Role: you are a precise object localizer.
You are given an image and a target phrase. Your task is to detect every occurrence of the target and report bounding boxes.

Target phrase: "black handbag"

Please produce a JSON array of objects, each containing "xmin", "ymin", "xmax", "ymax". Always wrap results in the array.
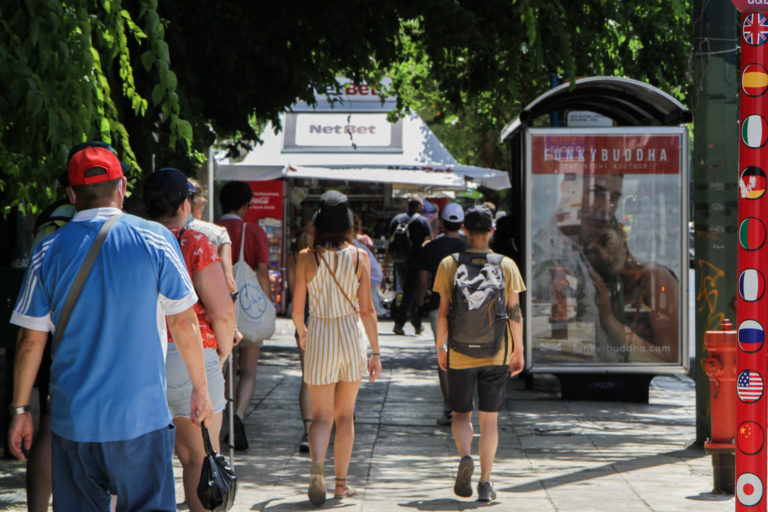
[{"xmin": 197, "ymin": 421, "xmax": 238, "ymax": 511}]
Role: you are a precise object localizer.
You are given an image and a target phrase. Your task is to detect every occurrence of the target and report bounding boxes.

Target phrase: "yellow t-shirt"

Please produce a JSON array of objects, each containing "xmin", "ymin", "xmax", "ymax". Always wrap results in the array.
[{"xmin": 433, "ymin": 249, "xmax": 526, "ymax": 369}]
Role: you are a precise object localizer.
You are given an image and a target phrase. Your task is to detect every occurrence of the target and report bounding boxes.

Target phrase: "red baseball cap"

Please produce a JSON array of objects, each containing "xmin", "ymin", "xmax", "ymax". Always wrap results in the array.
[{"xmin": 67, "ymin": 145, "xmax": 125, "ymax": 186}]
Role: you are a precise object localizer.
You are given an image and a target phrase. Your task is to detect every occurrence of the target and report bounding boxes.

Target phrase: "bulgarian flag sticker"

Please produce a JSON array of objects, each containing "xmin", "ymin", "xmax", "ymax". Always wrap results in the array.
[
  {"xmin": 743, "ymin": 114, "xmax": 768, "ymax": 148},
  {"xmin": 743, "ymin": 63, "xmax": 768, "ymax": 97},
  {"xmin": 740, "ymin": 217, "xmax": 766, "ymax": 250},
  {"xmin": 740, "ymin": 166, "xmax": 767, "ymax": 199}
]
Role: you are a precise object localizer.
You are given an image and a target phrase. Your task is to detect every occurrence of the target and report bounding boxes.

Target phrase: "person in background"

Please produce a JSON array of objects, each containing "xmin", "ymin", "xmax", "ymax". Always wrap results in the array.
[
  {"xmin": 292, "ymin": 191, "xmax": 382, "ymax": 505},
  {"xmin": 217, "ymin": 180, "xmax": 272, "ymax": 450},
  {"xmin": 434, "ymin": 205, "xmax": 525, "ymax": 503},
  {"xmin": 24, "ymin": 180, "xmax": 76, "ymax": 512},
  {"xmin": 416, "ymin": 202, "xmax": 467, "ymax": 427},
  {"xmin": 9, "ymin": 143, "xmax": 213, "ymax": 511},
  {"xmin": 286, "ymin": 225, "xmax": 314, "ymax": 454},
  {"xmin": 353, "ymin": 214, "xmax": 386, "ymax": 317},
  {"xmin": 144, "ymin": 168, "xmax": 235, "ymax": 512},
  {"xmin": 384, "ymin": 196, "xmax": 432, "ymax": 335},
  {"xmin": 188, "ymin": 178, "xmax": 236, "ymax": 293}
]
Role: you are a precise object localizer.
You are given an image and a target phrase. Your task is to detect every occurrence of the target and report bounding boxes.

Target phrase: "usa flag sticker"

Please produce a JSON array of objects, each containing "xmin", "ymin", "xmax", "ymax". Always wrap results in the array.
[
  {"xmin": 738, "ymin": 370, "xmax": 764, "ymax": 403},
  {"xmin": 744, "ymin": 12, "xmax": 768, "ymax": 46},
  {"xmin": 737, "ymin": 472, "xmax": 764, "ymax": 507},
  {"xmin": 739, "ymin": 269, "xmax": 765, "ymax": 302},
  {"xmin": 742, "ymin": 115, "xmax": 768, "ymax": 149},
  {"xmin": 743, "ymin": 63, "xmax": 768, "ymax": 97},
  {"xmin": 739, "ymin": 320, "xmax": 765, "ymax": 352}
]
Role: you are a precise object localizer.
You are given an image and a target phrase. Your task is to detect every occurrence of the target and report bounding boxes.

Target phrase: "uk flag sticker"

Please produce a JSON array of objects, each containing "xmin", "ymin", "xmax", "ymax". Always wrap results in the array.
[
  {"xmin": 737, "ymin": 472, "xmax": 763, "ymax": 507},
  {"xmin": 744, "ymin": 13, "xmax": 768, "ymax": 46}
]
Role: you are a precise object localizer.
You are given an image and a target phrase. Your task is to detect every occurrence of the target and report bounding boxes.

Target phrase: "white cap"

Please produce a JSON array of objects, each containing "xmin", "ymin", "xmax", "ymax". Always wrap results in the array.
[{"xmin": 441, "ymin": 202, "xmax": 464, "ymax": 222}]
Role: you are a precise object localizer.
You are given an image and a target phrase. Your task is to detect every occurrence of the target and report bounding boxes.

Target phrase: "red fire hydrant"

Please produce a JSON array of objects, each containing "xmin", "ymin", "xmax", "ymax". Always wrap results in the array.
[{"xmin": 703, "ymin": 318, "xmax": 737, "ymax": 494}]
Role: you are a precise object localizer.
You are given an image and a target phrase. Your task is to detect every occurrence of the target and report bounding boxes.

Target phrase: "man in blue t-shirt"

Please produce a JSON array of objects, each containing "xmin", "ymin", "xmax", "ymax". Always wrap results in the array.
[
  {"xmin": 8, "ymin": 143, "xmax": 213, "ymax": 511},
  {"xmin": 384, "ymin": 196, "xmax": 432, "ymax": 335}
]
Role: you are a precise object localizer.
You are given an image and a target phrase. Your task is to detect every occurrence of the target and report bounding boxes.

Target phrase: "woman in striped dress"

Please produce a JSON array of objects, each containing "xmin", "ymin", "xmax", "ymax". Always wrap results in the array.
[{"xmin": 292, "ymin": 191, "xmax": 382, "ymax": 505}]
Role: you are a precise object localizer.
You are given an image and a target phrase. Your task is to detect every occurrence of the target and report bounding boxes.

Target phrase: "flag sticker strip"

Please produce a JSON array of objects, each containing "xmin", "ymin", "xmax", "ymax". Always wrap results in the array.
[
  {"xmin": 738, "ymin": 370, "xmax": 764, "ymax": 403},
  {"xmin": 742, "ymin": 115, "xmax": 768, "ymax": 148},
  {"xmin": 739, "ymin": 269, "xmax": 765, "ymax": 302},
  {"xmin": 744, "ymin": 12, "xmax": 768, "ymax": 46},
  {"xmin": 740, "ymin": 166, "xmax": 767, "ymax": 199},
  {"xmin": 740, "ymin": 217, "xmax": 766, "ymax": 251},
  {"xmin": 738, "ymin": 421, "xmax": 765, "ymax": 455},
  {"xmin": 739, "ymin": 320, "xmax": 765, "ymax": 352},
  {"xmin": 743, "ymin": 63, "xmax": 768, "ymax": 97},
  {"xmin": 738, "ymin": 472, "xmax": 764, "ymax": 507}
]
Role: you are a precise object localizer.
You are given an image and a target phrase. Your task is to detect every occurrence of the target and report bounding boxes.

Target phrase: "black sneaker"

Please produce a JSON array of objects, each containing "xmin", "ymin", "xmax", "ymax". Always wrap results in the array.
[
  {"xmin": 454, "ymin": 455, "xmax": 474, "ymax": 498},
  {"xmin": 436, "ymin": 410, "xmax": 452, "ymax": 426},
  {"xmin": 233, "ymin": 414, "xmax": 248, "ymax": 451},
  {"xmin": 477, "ymin": 481, "xmax": 496, "ymax": 502},
  {"xmin": 393, "ymin": 325, "xmax": 405, "ymax": 335},
  {"xmin": 414, "ymin": 325, "xmax": 424, "ymax": 335},
  {"xmin": 299, "ymin": 432, "xmax": 310, "ymax": 453}
]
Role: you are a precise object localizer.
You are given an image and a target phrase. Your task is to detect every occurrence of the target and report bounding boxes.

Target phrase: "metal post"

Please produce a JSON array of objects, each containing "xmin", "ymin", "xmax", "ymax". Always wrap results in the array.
[{"xmin": 733, "ymin": 2, "xmax": 768, "ymax": 510}]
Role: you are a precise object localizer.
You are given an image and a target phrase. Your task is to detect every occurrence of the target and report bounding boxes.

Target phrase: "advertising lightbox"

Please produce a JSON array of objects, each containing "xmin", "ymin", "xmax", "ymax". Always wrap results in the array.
[{"xmin": 526, "ymin": 127, "xmax": 689, "ymax": 372}]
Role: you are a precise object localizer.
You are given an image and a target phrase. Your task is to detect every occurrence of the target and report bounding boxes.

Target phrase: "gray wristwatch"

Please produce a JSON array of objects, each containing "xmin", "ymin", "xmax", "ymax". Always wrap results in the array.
[{"xmin": 9, "ymin": 404, "xmax": 30, "ymax": 415}]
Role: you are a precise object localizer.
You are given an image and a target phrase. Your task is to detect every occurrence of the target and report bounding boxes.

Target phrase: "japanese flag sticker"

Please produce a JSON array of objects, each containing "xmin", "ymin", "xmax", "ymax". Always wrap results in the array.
[{"xmin": 738, "ymin": 472, "xmax": 763, "ymax": 507}]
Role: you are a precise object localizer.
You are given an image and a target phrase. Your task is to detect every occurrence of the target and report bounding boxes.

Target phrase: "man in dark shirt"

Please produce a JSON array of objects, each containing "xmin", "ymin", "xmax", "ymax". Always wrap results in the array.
[
  {"xmin": 385, "ymin": 196, "xmax": 432, "ymax": 335},
  {"xmin": 416, "ymin": 202, "xmax": 467, "ymax": 425}
]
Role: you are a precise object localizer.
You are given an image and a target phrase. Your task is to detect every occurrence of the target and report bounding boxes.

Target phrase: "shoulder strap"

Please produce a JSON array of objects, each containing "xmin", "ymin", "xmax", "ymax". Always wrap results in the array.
[
  {"xmin": 318, "ymin": 250, "xmax": 359, "ymax": 313},
  {"xmin": 239, "ymin": 221, "xmax": 247, "ymax": 261},
  {"xmin": 407, "ymin": 212, "xmax": 419, "ymax": 225},
  {"xmin": 487, "ymin": 252, "xmax": 504, "ymax": 266},
  {"xmin": 53, "ymin": 214, "xmax": 122, "ymax": 354}
]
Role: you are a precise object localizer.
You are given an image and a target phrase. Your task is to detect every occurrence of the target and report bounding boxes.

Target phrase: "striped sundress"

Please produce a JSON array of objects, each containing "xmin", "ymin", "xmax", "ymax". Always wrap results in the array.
[{"xmin": 304, "ymin": 246, "xmax": 368, "ymax": 385}]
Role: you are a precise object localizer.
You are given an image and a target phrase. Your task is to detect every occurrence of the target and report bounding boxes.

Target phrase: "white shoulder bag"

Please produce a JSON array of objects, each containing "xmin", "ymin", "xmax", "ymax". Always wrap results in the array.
[{"xmin": 233, "ymin": 222, "xmax": 275, "ymax": 343}]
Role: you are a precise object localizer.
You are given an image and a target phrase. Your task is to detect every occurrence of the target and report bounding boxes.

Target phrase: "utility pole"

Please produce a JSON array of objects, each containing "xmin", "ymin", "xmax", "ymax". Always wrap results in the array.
[{"xmin": 692, "ymin": 1, "xmax": 739, "ymax": 444}]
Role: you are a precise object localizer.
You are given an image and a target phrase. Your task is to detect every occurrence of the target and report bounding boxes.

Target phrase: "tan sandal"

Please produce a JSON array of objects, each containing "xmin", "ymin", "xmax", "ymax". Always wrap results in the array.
[
  {"xmin": 333, "ymin": 477, "xmax": 358, "ymax": 499},
  {"xmin": 308, "ymin": 462, "xmax": 326, "ymax": 505}
]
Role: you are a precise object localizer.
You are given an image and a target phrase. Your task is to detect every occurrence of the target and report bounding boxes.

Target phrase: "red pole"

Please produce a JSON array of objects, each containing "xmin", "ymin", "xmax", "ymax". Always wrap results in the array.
[{"xmin": 733, "ymin": 2, "xmax": 768, "ymax": 510}]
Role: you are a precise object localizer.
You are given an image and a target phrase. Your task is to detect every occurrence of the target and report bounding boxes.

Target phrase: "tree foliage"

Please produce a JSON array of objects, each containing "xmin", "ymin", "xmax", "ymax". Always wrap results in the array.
[
  {"xmin": 0, "ymin": 0, "xmax": 191, "ymax": 215},
  {"xmin": 0, "ymin": 0, "xmax": 692, "ymax": 214}
]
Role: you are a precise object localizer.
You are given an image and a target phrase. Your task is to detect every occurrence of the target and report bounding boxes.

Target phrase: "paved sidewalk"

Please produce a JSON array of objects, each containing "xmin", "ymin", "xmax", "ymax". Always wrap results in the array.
[{"xmin": 0, "ymin": 317, "xmax": 733, "ymax": 511}]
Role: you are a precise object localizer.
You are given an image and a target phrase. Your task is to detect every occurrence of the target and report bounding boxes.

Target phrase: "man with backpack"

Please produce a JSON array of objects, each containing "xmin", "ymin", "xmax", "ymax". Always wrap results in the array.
[
  {"xmin": 384, "ymin": 196, "xmax": 432, "ymax": 335},
  {"xmin": 433, "ymin": 205, "xmax": 526, "ymax": 502}
]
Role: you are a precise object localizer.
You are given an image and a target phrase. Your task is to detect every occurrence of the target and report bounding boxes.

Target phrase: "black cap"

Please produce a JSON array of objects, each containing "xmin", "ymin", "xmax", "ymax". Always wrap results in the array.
[
  {"xmin": 464, "ymin": 205, "xmax": 493, "ymax": 233},
  {"xmin": 143, "ymin": 168, "xmax": 195, "ymax": 212},
  {"xmin": 313, "ymin": 190, "xmax": 353, "ymax": 233}
]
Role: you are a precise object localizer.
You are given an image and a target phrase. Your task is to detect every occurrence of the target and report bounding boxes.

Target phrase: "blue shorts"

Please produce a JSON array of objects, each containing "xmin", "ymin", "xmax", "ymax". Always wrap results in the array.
[
  {"xmin": 166, "ymin": 346, "xmax": 226, "ymax": 417},
  {"xmin": 51, "ymin": 425, "xmax": 176, "ymax": 512}
]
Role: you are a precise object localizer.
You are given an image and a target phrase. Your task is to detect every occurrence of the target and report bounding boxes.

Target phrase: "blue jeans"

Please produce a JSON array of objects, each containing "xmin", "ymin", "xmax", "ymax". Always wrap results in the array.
[{"xmin": 51, "ymin": 425, "xmax": 176, "ymax": 512}]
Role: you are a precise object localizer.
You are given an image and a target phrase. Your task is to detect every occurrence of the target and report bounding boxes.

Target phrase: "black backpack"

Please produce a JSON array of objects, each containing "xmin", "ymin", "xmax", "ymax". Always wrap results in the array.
[
  {"xmin": 448, "ymin": 252, "xmax": 508, "ymax": 358},
  {"xmin": 389, "ymin": 213, "xmax": 419, "ymax": 263}
]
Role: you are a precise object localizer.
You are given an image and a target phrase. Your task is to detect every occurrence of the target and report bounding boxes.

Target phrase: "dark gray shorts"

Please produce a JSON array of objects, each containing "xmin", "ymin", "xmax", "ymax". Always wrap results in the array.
[{"xmin": 447, "ymin": 365, "xmax": 508, "ymax": 413}]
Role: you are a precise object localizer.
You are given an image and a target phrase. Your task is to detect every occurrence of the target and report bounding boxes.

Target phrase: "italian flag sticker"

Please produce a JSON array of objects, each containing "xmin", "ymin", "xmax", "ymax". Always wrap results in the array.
[
  {"xmin": 740, "ymin": 217, "xmax": 766, "ymax": 251},
  {"xmin": 743, "ymin": 114, "xmax": 768, "ymax": 148}
]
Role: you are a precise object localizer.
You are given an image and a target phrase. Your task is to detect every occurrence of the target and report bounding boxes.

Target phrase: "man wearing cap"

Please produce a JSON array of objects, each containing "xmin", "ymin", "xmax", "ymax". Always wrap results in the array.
[
  {"xmin": 433, "ymin": 205, "xmax": 526, "ymax": 502},
  {"xmin": 385, "ymin": 196, "xmax": 433, "ymax": 335},
  {"xmin": 8, "ymin": 142, "xmax": 213, "ymax": 511},
  {"xmin": 416, "ymin": 202, "xmax": 467, "ymax": 426}
]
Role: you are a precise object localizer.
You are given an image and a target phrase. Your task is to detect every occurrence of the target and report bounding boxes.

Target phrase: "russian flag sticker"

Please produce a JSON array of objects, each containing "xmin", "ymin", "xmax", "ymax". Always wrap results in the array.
[
  {"xmin": 739, "ymin": 320, "xmax": 765, "ymax": 352},
  {"xmin": 742, "ymin": 114, "xmax": 768, "ymax": 149},
  {"xmin": 743, "ymin": 63, "xmax": 768, "ymax": 97},
  {"xmin": 740, "ymin": 217, "xmax": 766, "ymax": 251},
  {"xmin": 740, "ymin": 269, "xmax": 765, "ymax": 302}
]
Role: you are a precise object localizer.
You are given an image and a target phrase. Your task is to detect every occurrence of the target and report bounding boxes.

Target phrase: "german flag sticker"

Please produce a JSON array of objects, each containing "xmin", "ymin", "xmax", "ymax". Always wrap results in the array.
[
  {"xmin": 744, "ymin": 64, "xmax": 768, "ymax": 97},
  {"xmin": 741, "ymin": 166, "xmax": 767, "ymax": 199},
  {"xmin": 740, "ymin": 217, "xmax": 766, "ymax": 251}
]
